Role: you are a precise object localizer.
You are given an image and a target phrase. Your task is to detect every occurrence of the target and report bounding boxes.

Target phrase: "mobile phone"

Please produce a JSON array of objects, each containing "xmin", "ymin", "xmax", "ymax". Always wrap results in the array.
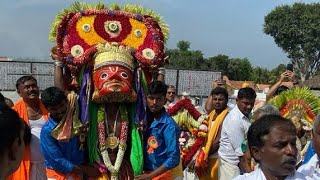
[{"xmin": 287, "ymin": 63, "xmax": 293, "ymax": 72}]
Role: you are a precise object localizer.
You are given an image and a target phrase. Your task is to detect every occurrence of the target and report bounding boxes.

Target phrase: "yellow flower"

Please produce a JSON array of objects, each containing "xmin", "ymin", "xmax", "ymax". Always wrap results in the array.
[
  {"xmin": 123, "ymin": 18, "xmax": 147, "ymax": 49},
  {"xmin": 76, "ymin": 15, "xmax": 106, "ymax": 46}
]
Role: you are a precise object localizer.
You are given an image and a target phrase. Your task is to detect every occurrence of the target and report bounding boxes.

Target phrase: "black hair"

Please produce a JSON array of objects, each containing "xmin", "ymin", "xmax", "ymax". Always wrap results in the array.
[
  {"xmin": 0, "ymin": 103, "xmax": 24, "ymax": 154},
  {"xmin": 275, "ymin": 85, "xmax": 289, "ymax": 95},
  {"xmin": 41, "ymin": 87, "xmax": 67, "ymax": 108},
  {"xmin": 15, "ymin": 75, "xmax": 37, "ymax": 90},
  {"xmin": 247, "ymin": 115, "xmax": 296, "ymax": 161},
  {"xmin": 147, "ymin": 81, "xmax": 167, "ymax": 96},
  {"xmin": 167, "ymin": 85, "xmax": 176, "ymax": 90},
  {"xmin": 0, "ymin": 92, "xmax": 5, "ymax": 104},
  {"xmin": 211, "ymin": 87, "xmax": 228, "ymax": 100},
  {"xmin": 238, "ymin": 87, "xmax": 256, "ymax": 100}
]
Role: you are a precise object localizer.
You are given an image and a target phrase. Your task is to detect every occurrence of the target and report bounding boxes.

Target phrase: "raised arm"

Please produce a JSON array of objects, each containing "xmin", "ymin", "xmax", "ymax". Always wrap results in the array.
[
  {"xmin": 266, "ymin": 71, "xmax": 289, "ymax": 101},
  {"xmin": 205, "ymin": 94, "xmax": 214, "ymax": 114},
  {"xmin": 50, "ymin": 47, "xmax": 65, "ymax": 90}
]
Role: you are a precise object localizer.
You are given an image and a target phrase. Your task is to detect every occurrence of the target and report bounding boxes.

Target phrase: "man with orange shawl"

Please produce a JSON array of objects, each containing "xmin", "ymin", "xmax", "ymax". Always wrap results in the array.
[
  {"xmin": 8, "ymin": 75, "xmax": 49, "ymax": 180},
  {"xmin": 196, "ymin": 87, "xmax": 229, "ymax": 180}
]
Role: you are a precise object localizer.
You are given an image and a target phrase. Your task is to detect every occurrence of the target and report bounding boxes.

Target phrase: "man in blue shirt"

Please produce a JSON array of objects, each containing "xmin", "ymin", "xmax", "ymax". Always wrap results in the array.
[
  {"xmin": 136, "ymin": 81, "xmax": 182, "ymax": 180},
  {"xmin": 40, "ymin": 87, "xmax": 100, "ymax": 179}
]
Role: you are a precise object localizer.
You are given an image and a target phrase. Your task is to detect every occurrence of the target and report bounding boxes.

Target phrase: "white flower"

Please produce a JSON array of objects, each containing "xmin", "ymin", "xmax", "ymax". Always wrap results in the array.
[
  {"xmin": 82, "ymin": 24, "xmax": 91, "ymax": 32},
  {"xmin": 70, "ymin": 45, "xmax": 84, "ymax": 58},
  {"xmin": 105, "ymin": 21, "xmax": 120, "ymax": 33},
  {"xmin": 142, "ymin": 48, "xmax": 155, "ymax": 60},
  {"xmin": 134, "ymin": 29, "xmax": 143, "ymax": 38},
  {"xmin": 199, "ymin": 124, "xmax": 208, "ymax": 132}
]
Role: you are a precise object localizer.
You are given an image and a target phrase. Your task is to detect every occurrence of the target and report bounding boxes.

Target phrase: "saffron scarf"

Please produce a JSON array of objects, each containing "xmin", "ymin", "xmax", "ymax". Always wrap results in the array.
[
  {"xmin": 196, "ymin": 108, "xmax": 228, "ymax": 179},
  {"xmin": 51, "ymin": 92, "xmax": 82, "ymax": 140},
  {"xmin": 46, "ymin": 168, "xmax": 81, "ymax": 180},
  {"xmin": 7, "ymin": 99, "xmax": 48, "ymax": 180}
]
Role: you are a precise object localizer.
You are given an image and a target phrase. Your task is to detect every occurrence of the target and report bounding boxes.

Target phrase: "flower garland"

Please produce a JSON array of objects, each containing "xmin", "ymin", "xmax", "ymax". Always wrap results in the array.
[
  {"xmin": 98, "ymin": 105, "xmax": 129, "ymax": 180},
  {"xmin": 167, "ymin": 99, "xmax": 208, "ymax": 169},
  {"xmin": 167, "ymin": 98, "xmax": 201, "ymax": 119},
  {"xmin": 182, "ymin": 119, "xmax": 208, "ymax": 168}
]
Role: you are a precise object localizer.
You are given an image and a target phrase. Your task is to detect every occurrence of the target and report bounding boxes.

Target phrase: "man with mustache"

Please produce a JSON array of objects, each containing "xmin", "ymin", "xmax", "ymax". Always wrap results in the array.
[
  {"xmin": 39, "ymin": 87, "xmax": 100, "ymax": 179},
  {"xmin": 205, "ymin": 79, "xmax": 227, "ymax": 113},
  {"xmin": 218, "ymin": 87, "xmax": 256, "ymax": 180},
  {"xmin": 164, "ymin": 85, "xmax": 177, "ymax": 110},
  {"xmin": 233, "ymin": 115, "xmax": 297, "ymax": 180},
  {"xmin": 8, "ymin": 76, "xmax": 49, "ymax": 180},
  {"xmin": 197, "ymin": 87, "xmax": 229, "ymax": 180}
]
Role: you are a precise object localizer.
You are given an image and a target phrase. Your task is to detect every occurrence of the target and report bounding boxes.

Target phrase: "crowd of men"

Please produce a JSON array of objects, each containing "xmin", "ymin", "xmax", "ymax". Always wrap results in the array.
[{"xmin": 0, "ymin": 69, "xmax": 319, "ymax": 180}]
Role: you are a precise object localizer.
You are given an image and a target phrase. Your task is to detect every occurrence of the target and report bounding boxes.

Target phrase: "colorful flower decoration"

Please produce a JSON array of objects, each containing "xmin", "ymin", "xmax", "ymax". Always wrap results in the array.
[
  {"xmin": 147, "ymin": 136, "xmax": 159, "ymax": 154},
  {"xmin": 49, "ymin": 2, "xmax": 169, "ymax": 73},
  {"xmin": 269, "ymin": 87, "xmax": 320, "ymax": 160},
  {"xmin": 270, "ymin": 87, "xmax": 320, "ymax": 130},
  {"xmin": 49, "ymin": 2, "xmax": 169, "ymax": 179},
  {"xmin": 167, "ymin": 98, "xmax": 208, "ymax": 168}
]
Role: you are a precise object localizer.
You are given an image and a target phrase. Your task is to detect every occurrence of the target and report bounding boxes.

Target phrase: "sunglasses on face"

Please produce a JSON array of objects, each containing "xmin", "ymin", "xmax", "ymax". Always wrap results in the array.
[{"xmin": 167, "ymin": 92, "xmax": 176, "ymax": 95}]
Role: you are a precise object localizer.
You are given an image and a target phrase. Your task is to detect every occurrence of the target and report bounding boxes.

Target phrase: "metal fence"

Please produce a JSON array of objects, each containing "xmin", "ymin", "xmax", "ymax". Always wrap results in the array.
[
  {"xmin": 0, "ymin": 61, "xmax": 54, "ymax": 91},
  {"xmin": 165, "ymin": 69, "xmax": 221, "ymax": 97},
  {"xmin": 0, "ymin": 61, "xmax": 221, "ymax": 97}
]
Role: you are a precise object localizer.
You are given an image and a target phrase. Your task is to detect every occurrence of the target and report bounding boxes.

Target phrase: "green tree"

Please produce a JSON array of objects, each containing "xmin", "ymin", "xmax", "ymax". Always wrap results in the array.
[
  {"xmin": 252, "ymin": 67, "xmax": 271, "ymax": 84},
  {"xmin": 166, "ymin": 41, "xmax": 207, "ymax": 70},
  {"xmin": 264, "ymin": 3, "xmax": 320, "ymax": 81},
  {"xmin": 177, "ymin": 40, "xmax": 191, "ymax": 52},
  {"xmin": 227, "ymin": 58, "xmax": 253, "ymax": 81},
  {"xmin": 207, "ymin": 55, "xmax": 230, "ymax": 75},
  {"xmin": 167, "ymin": 40, "xmax": 255, "ymax": 81}
]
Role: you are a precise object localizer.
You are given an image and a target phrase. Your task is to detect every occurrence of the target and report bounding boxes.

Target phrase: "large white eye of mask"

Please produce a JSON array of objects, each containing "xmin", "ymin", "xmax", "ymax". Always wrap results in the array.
[
  {"xmin": 120, "ymin": 72, "xmax": 128, "ymax": 79},
  {"xmin": 100, "ymin": 73, "xmax": 108, "ymax": 79}
]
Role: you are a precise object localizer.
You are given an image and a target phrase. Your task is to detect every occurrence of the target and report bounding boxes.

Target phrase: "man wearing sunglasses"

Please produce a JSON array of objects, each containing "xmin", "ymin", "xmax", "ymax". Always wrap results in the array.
[{"xmin": 164, "ymin": 85, "xmax": 177, "ymax": 110}]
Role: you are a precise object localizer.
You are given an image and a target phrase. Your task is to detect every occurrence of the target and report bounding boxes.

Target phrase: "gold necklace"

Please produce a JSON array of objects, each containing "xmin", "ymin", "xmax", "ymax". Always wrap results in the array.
[{"xmin": 105, "ymin": 108, "xmax": 120, "ymax": 150}]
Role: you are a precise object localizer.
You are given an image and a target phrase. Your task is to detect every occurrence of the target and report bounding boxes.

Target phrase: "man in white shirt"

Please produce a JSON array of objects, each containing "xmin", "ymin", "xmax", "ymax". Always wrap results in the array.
[
  {"xmin": 218, "ymin": 87, "xmax": 256, "ymax": 180},
  {"xmin": 287, "ymin": 113, "xmax": 320, "ymax": 180},
  {"xmin": 233, "ymin": 115, "xmax": 297, "ymax": 180}
]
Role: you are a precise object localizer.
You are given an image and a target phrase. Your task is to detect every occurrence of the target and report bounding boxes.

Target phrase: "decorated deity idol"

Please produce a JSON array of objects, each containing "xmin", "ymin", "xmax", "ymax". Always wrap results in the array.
[{"xmin": 49, "ymin": 2, "xmax": 169, "ymax": 180}]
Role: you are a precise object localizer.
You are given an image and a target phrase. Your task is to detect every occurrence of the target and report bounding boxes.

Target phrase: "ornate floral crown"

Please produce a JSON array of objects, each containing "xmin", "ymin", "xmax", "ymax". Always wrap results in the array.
[
  {"xmin": 270, "ymin": 87, "xmax": 320, "ymax": 130},
  {"xmin": 49, "ymin": 2, "xmax": 169, "ymax": 72}
]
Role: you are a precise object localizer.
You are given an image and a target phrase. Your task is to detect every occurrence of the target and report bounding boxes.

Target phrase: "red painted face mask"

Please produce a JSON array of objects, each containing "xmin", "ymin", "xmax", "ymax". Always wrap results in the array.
[{"xmin": 92, "ymin": 65, "xmax": 136, "ymax": 103}]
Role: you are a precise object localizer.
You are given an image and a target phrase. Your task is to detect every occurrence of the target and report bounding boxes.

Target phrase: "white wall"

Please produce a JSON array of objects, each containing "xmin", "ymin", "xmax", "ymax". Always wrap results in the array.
[{"xmin": 1, "ymin": 91, "xmax": 20, "ymax": 103}]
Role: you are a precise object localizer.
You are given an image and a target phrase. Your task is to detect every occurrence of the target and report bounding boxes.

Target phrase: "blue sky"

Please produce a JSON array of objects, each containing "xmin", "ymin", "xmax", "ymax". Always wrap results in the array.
[{"xmin": 0, "ymin": 0, "xmax": 318, "ymax": 69}]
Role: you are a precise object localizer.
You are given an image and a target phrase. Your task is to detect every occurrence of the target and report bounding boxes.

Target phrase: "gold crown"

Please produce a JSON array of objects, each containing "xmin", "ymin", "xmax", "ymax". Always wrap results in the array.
[{"xmin": 94, "ymin": 42, "xmax": 134, "ymax": 71}]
